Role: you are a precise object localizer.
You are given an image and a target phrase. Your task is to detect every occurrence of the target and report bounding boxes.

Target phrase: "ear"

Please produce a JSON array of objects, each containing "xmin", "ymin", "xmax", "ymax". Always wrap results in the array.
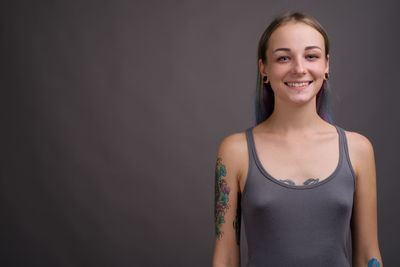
[
  {"xmin": 325, "ymin": 54, "xmax": 330, "ymax": 74},
  {"xmin": 258, "ymin": 59, "xmax": 268, "ymax": 81}
]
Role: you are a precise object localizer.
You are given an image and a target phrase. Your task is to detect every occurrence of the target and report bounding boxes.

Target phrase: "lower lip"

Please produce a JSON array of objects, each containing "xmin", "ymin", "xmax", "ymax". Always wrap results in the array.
[{"xmin": 285, "ymin": 82, "xmax": 312, "ymax": 90}]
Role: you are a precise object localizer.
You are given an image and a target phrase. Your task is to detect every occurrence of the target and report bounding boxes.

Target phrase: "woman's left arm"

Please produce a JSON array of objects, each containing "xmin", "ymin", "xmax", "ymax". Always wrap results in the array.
[{"xmin": 347, "ymin": 131, "xmax": 383, "ymax": 267}]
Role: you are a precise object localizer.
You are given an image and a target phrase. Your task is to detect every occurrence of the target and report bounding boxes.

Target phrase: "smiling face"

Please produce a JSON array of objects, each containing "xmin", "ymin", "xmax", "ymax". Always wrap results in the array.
[{"xmin": 259, "ymin": 21, "xmax": 329, "ymax": 104}]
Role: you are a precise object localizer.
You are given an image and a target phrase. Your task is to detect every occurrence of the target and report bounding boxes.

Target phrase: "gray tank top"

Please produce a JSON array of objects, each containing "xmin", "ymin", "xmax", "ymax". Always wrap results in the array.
[{"xmin": 241, "ymin": 124, "xmax": 356, "ymax": 267}]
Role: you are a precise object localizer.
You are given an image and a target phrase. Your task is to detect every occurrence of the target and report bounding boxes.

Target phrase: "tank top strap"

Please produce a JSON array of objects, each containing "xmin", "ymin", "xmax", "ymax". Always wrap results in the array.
[
  {"xmin": 334, "ymin": 124, "xmax": 357, "ymax": 188},
  {"xmin": 244, "ymin": 127, "xmax": 256, "ymax": 172}
]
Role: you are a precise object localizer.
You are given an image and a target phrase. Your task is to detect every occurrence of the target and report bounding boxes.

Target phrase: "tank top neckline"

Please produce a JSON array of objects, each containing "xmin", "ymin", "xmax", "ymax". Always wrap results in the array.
[{"xmin": 247, "ymin": 124, "xmax": 343, "ymax": 190}]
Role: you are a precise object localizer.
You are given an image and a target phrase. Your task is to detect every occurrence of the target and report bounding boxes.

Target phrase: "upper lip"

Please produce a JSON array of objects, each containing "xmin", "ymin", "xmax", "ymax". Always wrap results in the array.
[{"xmin": 285, "ymin": 80, "xmax": 312, "ymax": 83}]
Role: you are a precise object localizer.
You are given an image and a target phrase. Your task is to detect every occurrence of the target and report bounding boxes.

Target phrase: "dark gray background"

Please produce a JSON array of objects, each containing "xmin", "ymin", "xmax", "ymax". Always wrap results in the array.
[{"xmin": 1, "ymin": 0, "xmax": 398, "ymax": 266}]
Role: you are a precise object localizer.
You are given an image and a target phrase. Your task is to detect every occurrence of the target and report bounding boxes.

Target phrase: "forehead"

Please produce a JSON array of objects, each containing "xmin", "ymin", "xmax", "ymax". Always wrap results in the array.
[{"xmin": 268, "ymin": 21, "xmax": 325, "ymax": 52}]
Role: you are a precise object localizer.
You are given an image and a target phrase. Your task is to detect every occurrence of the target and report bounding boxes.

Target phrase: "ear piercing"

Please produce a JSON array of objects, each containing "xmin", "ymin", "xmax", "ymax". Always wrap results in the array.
[{"xmin": 263, "ymin": 76, "xmax": 268, "ymax": 82}]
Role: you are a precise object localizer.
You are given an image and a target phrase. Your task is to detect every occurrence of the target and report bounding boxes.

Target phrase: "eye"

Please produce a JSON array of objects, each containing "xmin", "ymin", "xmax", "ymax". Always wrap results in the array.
[
  {"xmin": 306, "ymin": 54, "xmax": 319, "ymax": 60},
  {"xmin": 277, "ymin": 56, "xmax": 289, "ymax": 62}
]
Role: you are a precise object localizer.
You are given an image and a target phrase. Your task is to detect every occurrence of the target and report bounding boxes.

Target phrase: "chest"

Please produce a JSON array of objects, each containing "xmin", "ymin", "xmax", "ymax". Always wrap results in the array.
[{"xmin": 251, "ymin": 133, "xmax": 340, "ymax": 186}]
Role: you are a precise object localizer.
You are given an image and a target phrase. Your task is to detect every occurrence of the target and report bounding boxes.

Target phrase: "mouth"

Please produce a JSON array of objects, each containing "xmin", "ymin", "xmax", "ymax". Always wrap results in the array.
[{"xmin": 284, "ymin": 81, "xmax": 313, "ymax": 90}]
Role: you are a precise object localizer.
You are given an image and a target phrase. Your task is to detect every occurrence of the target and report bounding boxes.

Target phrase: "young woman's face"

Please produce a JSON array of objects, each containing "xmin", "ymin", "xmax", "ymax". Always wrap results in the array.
[{"xmin": 260, "ymin": 21, "xmax": 329, "ymax": 104}]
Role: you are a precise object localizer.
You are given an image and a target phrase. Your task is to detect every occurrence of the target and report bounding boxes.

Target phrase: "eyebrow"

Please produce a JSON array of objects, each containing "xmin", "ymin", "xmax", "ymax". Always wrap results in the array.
[{"xmin": 273, "ymin": 46, "xmax": 322, "ymax": 53}]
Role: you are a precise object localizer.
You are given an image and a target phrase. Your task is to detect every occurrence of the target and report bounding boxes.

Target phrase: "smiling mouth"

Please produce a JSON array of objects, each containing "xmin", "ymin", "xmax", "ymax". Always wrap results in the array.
[{"xmin": 284, "ymin": 81, "xmax": 313, "ymax": 87}]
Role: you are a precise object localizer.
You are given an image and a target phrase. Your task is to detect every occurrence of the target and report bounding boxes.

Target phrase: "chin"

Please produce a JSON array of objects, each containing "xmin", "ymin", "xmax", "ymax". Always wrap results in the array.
[{"xmin": 287, "ymin": 94, "xmax": 316, "ymax": 105}]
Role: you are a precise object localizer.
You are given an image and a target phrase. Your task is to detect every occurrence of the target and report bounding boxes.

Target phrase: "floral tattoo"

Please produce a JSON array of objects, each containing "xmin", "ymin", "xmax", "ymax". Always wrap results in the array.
[
  {"xmin": 214, "ymin": 157, "xmax": 230, "ymax": 239},
  {"xmin": 367, "ymin": 257, "xmax": 380, "ymax": 267}
]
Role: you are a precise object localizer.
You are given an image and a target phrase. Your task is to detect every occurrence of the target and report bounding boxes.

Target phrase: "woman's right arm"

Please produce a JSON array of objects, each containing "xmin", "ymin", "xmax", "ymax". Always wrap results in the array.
[{"xmin": 212, "ymin": 134, "xmax": 244, "ymax": 267}]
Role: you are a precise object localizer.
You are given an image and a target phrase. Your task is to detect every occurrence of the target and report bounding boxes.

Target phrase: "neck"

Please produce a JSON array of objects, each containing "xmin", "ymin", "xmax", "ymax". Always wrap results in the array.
[{"xmin": 263, "ymin": 96, "xmax": 327, "ymax": 135}]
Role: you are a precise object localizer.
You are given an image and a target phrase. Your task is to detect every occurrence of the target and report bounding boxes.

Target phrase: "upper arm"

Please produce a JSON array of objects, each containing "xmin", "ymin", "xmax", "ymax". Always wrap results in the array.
[
  {"xmin": 212, "ymin": 133, "xmax": 246, "ymax": 267},
  {"xmin": 346, "ymin": 131, "xmax": 383, "ymax": 266}
]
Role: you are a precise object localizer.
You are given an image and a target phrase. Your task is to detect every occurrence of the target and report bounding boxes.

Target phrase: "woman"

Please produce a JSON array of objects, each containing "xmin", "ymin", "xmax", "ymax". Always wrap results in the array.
[{"xmin": 212, "ymin": 12, "xmax": 383, "ymax": 267}]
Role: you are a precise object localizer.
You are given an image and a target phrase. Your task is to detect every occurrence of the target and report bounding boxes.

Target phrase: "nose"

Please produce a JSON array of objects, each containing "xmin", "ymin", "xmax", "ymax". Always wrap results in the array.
[{"xmin": 292, "ymin": 57, "xmax": 306, "ymax": 74}]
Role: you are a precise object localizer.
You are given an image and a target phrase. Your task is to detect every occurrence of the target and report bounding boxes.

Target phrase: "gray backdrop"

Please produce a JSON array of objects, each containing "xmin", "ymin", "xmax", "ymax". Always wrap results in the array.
[{"xmin": 1, "ymin": 0, "xmax": 398, "ymax": 266}]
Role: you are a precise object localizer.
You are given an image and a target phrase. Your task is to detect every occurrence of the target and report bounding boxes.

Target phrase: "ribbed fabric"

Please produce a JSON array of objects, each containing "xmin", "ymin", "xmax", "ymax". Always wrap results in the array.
[{"xmin": 241, "ymin": 124, "xmax": 356, "ymax": 267}]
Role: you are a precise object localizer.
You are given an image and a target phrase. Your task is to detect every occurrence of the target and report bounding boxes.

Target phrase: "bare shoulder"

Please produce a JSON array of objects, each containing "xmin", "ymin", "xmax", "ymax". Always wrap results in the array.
[
  {"xmin": 343, "ymin": 129, "xmax": 375, "ymax": 178},
  {"xmin": 217, "ymin": 130, "xmax": 248, "ymax": 180}
]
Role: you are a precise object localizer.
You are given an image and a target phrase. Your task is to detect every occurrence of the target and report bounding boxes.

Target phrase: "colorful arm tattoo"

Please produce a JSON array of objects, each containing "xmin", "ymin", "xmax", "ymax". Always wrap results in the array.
[
  {"xmin": 233, "ymin": 192, "xmax": 241, "ymax": 245},
  {"xmin": 214, "ymin": 157, "xmax": 230, "ymax": 239},
  {"xmin": 368, "ymin": 257, "xmax": 381, "ymax": 267}
]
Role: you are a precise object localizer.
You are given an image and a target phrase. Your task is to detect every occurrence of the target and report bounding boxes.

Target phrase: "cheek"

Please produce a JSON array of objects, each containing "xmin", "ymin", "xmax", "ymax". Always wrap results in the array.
[
  {"xmin": 309, "ymin": 64, "xmax": 326, "ymax": 78},
  {"xmin": 268, "ymin": 64, "xmax": 288, "ymax": 79}
]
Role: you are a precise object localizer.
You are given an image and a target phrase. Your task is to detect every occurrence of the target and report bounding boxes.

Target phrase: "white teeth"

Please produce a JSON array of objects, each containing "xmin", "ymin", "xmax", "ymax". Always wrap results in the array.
[{"xmin": 287, "ymin": 82, "xmax": 309, "ymax": 87}]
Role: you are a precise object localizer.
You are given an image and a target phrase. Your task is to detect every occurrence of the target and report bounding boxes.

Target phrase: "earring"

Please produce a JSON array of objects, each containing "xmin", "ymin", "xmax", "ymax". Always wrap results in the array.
[
  {"xmin": 325, "ymin": 73, "xmax": 329, "ymax": 80},
  {"xmin": 263, "ymin": 76, "xmax": 268, "ymax": 82}
]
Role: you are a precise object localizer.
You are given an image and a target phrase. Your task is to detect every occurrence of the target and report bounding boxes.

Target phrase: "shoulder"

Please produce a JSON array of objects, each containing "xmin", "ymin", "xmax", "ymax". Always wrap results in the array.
[
  {"xmin": 216, "ymin": 130, "xmax": 249, "ymax": 178},
  {"xmin": 344, "ymin": 129, "xmax": 374, "ymax": 156},
  {"xmin": 343, "ymin": 128, "xmax": 375, "ymax": 178}
]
